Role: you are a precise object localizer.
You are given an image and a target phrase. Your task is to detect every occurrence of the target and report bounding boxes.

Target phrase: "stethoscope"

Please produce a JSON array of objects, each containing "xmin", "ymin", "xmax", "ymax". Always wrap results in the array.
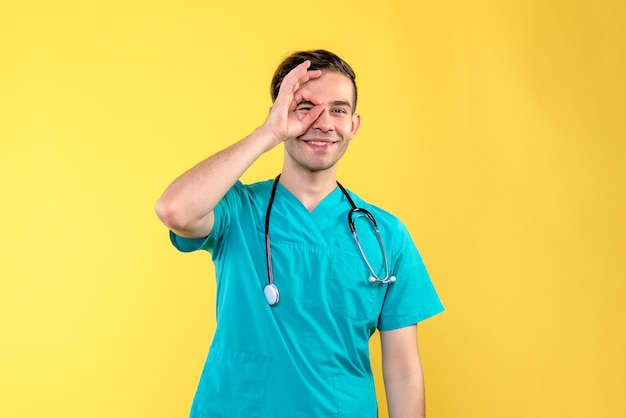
[{"xmin": 263, "ymin": 174, "xmax": 396, "ymax": 306}]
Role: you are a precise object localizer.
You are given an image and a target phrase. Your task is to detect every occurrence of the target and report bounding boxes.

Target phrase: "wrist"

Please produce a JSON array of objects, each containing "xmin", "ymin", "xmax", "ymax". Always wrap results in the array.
[{"xmin": 253, "ymin": 124, "xmax": 285, "ymax": 151}]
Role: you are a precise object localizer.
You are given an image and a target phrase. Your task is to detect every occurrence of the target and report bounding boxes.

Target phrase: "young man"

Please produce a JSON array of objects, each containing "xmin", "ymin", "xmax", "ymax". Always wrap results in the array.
[{"xmin": 155, "ymin": 50, "xmax": 443, "ymax": 418}]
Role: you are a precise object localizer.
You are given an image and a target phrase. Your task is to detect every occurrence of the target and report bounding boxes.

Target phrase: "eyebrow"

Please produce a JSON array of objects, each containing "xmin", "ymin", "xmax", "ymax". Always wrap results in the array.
[{"xmin": 330, "ymin": 100, "xmax": 353, "ymax": 111}]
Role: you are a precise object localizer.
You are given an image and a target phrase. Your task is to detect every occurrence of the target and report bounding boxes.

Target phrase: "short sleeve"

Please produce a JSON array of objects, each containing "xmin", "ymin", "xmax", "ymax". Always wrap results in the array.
[
  {"xmin": 169, "ymin": 231, "xmax": 211, "ymax": 252},
  {"xmin": 377, "ymin": 221, "xmax": 444, "ymax": 331},
  {"xmin": 168, "ymin": 181, "xmax": 245, "ymax": 257}
]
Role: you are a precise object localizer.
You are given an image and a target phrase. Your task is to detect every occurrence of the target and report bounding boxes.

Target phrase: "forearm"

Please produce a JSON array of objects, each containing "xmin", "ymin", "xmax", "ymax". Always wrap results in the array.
[
  {"xmin": 155, "ymin": 60, "xmax": 323, "ymax": 238},
  {"xmin": 381, "ymin": 325, "xmax": 425, "ymax": 418},
  {"xmin": 384, "ymin": 368, "xmax": 425, "ymax": 418},
  {"xmin": 155, "ymin": 125, "xmax": 279, "ymax": 237}
]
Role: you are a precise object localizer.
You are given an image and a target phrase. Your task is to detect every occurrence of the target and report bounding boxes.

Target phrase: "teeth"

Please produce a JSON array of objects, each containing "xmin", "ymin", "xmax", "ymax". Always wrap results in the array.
[{"xmin": 307, "ymin": 141, "xmax": 331, "ymax": 146}]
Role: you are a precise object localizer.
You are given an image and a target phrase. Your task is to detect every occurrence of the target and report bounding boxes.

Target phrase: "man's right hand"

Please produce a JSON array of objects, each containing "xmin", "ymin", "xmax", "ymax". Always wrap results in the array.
[
  {"xmin": 155, "ymin": 61, "xmax": 326, "ymax": 239},
  {"xmin": 260, "ymin": 60, "xmax": 325, "ymax": 147}
]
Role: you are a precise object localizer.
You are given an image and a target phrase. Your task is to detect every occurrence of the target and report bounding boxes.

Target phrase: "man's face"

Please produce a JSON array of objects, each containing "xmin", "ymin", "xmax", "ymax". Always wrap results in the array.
[{"xmin": 284, "ymin": 71, "xmax": 361, "ymax": 173}]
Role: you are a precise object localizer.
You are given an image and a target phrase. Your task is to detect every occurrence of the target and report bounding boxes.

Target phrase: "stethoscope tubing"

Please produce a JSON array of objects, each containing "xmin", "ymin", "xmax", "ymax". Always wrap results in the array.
[{"xmin": 264, "ymin": 175, "xmax": 395, "ymax": 306}]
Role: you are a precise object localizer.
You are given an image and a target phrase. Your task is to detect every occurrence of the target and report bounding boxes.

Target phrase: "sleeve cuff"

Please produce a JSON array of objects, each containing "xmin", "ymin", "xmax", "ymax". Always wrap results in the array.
[
  {"xmin": 169, "ymin": 230, "xmax": 210, "ymax": 253},
  {"xmin": 378, "ymin": 302, "xmax": 445, "ymax": 331}
]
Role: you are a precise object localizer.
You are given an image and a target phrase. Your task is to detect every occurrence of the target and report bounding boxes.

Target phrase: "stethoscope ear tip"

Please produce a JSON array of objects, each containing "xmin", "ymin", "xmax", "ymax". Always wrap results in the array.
[
  {"xmin": 390, "ymin": 276, "xmax": 397, "ymax": 283},
  {"xmin": 368, "ymin": 276, "xmax": 376, "ymax": 283}
]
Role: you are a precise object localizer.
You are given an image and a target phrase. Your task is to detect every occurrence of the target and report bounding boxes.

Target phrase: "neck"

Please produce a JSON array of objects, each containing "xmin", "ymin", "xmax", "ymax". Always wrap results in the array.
[{"xmin": 278, "ymin": 166, "xmax": 339, "ymax": 212}]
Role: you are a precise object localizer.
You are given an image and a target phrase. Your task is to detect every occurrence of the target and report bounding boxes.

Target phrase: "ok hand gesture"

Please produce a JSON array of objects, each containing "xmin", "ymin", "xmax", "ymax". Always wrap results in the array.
[{"xmin": 262, "ymin": 60, "xmax": 324, "ymax": 145}]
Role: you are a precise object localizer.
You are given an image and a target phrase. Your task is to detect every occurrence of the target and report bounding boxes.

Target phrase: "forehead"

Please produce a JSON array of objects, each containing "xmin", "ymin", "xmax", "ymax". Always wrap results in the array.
[{"xmin": 305, "ymin": 71, "xmax": 356, "ymax": 106}]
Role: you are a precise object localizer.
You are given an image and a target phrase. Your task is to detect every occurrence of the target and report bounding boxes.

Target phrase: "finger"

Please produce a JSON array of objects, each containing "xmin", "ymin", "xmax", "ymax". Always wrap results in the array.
[
  {"xmin": 298, "ymin": 104, "xmax": 325, "ymax": 128},
  {"xmin": 275, "ymin": 62, "xmax": 323, "ymax": 117},
  {"xmin": 293, "ymin": 89, "xmax": 323, "ymax": 107},
  {"xmin": 303, "ymin": 69, "xmax": 322, "ymax": 82},
  {"xmin": 279, "ymin": 62, "xmax": 322, "ymax": 97},
  {"xmin": 278, "ymin": 61, "xmax": 311, "ymax": 94}
]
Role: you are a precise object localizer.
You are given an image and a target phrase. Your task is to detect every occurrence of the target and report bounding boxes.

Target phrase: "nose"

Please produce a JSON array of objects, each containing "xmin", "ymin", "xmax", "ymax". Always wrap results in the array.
[{"xmin": 311, "ymin": 108, "xmax": 334, "ymax": 132}]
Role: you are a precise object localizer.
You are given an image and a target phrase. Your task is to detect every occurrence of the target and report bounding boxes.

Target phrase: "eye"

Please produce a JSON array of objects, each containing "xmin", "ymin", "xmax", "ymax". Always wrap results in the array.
[
  {"xmin": 332, "ymin": 108, "xmax": 348, "ymax": 114},
  {"xmin": 296, "ymin": 101, "xmax": 314, "ymax": 112}
]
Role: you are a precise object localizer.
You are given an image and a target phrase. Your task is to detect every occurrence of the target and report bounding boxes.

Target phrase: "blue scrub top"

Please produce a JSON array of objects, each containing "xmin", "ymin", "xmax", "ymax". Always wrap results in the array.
[{"xmin": 171, "ymin": 180, "xmax": 444, "ymax": 418}]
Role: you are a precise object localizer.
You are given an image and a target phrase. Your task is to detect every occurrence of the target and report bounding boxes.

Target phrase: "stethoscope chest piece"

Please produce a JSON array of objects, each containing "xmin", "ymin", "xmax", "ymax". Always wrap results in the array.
[
  {"xmin": 263, "ymin": 175, "xmax": 396, "ymax": 307},
  {"xmin": 264, "ymin": 283, "xmax": 280, "ymax": 306}
]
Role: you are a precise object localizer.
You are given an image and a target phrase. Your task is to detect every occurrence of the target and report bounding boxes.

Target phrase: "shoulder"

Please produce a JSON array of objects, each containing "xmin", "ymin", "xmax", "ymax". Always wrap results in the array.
[
  {"xmin": 227, "ymin": 178, "xmax": 274, "ymax": 201},
  {"xmin": 340, "ymin": 185, "xmax": 421, "ymax": 254},
  {"xmin": 342, "ymin": 186, "xmax": 404, "ymax": 231},
  {"xmin": 242, "ymin": 178, "xmax": 274, "ymax": 192},
  {"xmin": 215, "ymin": 179, "xmax": 275, "ymax": 220}
]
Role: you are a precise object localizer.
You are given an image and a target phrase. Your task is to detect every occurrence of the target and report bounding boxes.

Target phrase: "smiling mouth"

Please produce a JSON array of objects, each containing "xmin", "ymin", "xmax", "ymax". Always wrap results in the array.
[
  {"xmin": 301, "ymin": 136, "xmax": 340, "ymax": 146},
  {"xmin": 305, "ymin": 140, "xmax": 337, "ymax": 146}
]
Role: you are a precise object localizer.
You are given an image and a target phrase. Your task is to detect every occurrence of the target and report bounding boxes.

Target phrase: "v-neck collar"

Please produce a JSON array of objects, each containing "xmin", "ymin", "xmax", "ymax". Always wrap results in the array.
[
  {"xmin": 275, "ymin": 182, "xmax": 346, "ymax": 215},
  {"xmin": 262, "ymin": 180, "xmax": 355, "ymax": 249}
]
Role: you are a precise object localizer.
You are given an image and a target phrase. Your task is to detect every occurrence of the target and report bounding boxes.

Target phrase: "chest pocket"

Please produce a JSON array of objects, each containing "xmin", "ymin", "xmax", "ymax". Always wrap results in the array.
[{"xmin": 328, "ymin": 222, "xmax": 390, "ymax": 322}]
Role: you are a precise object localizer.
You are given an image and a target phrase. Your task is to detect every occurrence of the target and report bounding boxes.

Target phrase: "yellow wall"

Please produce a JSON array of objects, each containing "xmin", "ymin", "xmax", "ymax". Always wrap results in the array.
[{"xmin": 1, "ymin": 1, "xmax": 625, "ymax": 417}]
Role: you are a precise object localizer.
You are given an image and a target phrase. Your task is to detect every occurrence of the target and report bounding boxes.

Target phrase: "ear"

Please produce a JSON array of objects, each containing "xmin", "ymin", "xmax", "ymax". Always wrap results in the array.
[{"xmin": 350, "ymin": 113, "xmax": 361, "ymax": 137}]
